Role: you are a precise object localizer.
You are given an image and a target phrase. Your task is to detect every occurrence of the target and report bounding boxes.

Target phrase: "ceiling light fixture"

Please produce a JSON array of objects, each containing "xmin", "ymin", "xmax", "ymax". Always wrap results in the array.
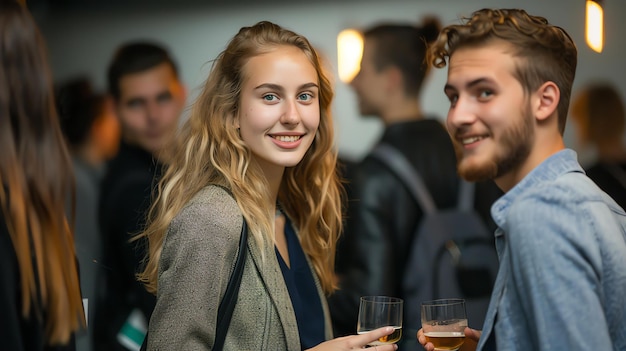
[
  {"xmin": 337, "ymin": 29, "xmax": 363, "ymax": 83},
  {"xmin": 586, "ymin": 0, "xmax": 604, "ymax": 53}
]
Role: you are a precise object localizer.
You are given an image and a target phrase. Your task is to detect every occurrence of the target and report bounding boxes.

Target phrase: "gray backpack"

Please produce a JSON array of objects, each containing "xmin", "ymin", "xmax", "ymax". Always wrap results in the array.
[{"xmin": 370, "ymin": 143, "xmax": 499, "ymax": 334}]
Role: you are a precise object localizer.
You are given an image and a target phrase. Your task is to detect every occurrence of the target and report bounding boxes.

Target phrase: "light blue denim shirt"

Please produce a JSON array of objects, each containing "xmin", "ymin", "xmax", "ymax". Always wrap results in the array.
[{"xmin": 477, "ymin": 149, "xmax": 626, "ymax": 351}]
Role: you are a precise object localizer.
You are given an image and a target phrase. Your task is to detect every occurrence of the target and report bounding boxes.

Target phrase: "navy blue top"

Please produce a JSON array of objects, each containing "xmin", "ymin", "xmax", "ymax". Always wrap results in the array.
[{"xmin": 275, "ymin": 216, "xmax": 325, "ymax": 350}]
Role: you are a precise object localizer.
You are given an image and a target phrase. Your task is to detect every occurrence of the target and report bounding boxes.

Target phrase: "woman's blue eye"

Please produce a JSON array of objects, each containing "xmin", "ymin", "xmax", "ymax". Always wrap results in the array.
[
  {"xmin": 263, "ymin": 94, "xmax": 277, "ymax": 101},
  {"xmin": 298, "ymin": 93, "xmax": 313, "ymax": 101}
]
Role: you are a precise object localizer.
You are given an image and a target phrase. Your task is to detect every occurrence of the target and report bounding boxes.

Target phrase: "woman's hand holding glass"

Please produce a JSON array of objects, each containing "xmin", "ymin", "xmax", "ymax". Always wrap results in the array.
[
  {"xmin": 357, "ymin": 296, "xmax": 403, "ymax": 345},
  {"xmin": 306, "ymin": 295, "xmax": 403, "ymax": 350},
  {"xmin": 306, "ymin": 326, "xmax": 398, "ymax": 351}
]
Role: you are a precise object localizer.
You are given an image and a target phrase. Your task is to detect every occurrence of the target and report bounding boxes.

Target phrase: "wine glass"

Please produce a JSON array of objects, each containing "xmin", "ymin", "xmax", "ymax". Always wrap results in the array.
[
  {"xmin": 357, "ymin": 296, "xmax": 403, "ymax": 346},
  {"xmin": 421, "ymin": 298, "xmax": 467, "ymax": 351}
]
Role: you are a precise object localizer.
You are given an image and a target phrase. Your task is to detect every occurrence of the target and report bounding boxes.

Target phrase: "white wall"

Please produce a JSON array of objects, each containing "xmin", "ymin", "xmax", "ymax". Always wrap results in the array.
[{"xmin": 37, "ymin": 0, "xmax": 626, "ymax": 163}]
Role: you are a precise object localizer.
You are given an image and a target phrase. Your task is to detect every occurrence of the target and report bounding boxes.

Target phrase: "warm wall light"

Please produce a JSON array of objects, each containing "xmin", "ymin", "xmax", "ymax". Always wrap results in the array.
[
  {"xmin": 586, "ymin": 0, "xmax": 604, "ymax": 53},
  {"xmin": 337, "ymin": 29, "xmax": 363, "ymax": 83}
]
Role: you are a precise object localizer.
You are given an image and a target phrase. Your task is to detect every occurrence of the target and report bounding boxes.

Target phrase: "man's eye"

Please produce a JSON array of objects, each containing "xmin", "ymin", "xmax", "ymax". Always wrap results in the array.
[
  {"xmin": 447, "ymin": 94, "xmax": 458, "ymax": 105},
  {"xmin": 157, "ymin": 93, "xmax": 173, "ymax": 103},
  {"xmin": 127, "ymin": 100, "xmax": 143, "ymax": 109},
  {"xmin": 479, "ymin": 90, "xmax": 493, "ymax": 99}
]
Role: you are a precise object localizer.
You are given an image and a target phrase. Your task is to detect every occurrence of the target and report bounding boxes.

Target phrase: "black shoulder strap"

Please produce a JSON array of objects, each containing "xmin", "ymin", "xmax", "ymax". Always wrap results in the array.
[
  {"xmin": 457, "ymin": 178, "xmax": 475, "ymax": 212},
  {"xmin": 214, "ymin": 217, "xmax": 248, "ymax": 350},
  {"xmin": 371, "ymin": 143, "xmax": 475, "ymax": 213},
  {"xmin": 370, "ymin": 143, "xmax": 437, "ymax": 215},
  {"xmin": 140, "ymin": 217, "xmax": 248, "ymax": 351}
]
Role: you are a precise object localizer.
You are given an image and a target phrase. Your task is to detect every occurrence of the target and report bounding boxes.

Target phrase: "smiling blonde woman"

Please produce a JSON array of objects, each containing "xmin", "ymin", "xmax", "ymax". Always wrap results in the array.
[{"xmin": 136, "ymin": 21, "xmax": 399, "ymax": 351}]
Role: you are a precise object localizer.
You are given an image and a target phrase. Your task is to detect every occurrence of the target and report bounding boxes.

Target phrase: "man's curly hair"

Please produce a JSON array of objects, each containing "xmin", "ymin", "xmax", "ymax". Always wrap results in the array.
[{"xmin": 428, "ymin": 8, "xmax": 577, "ymax": 134}]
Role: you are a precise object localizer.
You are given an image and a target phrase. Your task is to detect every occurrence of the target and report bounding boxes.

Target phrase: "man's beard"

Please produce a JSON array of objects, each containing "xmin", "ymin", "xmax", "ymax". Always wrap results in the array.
[{"xmin": 456, "ymin": 107, "xmax": 534, "ymax": 182}]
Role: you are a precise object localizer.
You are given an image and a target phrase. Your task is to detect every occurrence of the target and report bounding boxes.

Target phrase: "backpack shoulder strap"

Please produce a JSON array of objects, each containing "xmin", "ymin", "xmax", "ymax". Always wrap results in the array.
[
  {"xmin": 457, "ymin": 180, "xmax": 475, "ymax": 212},
  {"xmin": 370, "ymin": 143, "xmax": 437, "ymax": 215}
]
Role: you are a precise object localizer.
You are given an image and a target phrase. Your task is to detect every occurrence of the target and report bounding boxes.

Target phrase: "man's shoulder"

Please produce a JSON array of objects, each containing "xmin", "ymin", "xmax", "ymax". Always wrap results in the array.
[
  {"xmin": 99, "ymin": 152, "xmax": 158, "ymax": 220},
  {"xmin": 505, "ymin": 172, "xmax": 625, "ymax": 244},
  {"xmin": 101, "ymin": 147, "xmax": 157, "ymax": 192},
  {"xmin": 510, "ymin": 170, "xmax": 600, "ymax": 204},
  {"xmin": 536, "ymin": 171, "xmax": 610, "ymax": 204},
  {"xmin": 100, "ymin": 168, "xmax": 154, "ymax": 207},
  {"xmin": 352, "ymin": 154, "xmax": 399, "ymax": 191}
]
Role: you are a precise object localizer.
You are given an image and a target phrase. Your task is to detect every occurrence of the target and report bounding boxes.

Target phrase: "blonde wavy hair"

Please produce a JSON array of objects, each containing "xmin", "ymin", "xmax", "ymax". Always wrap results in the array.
[
  {"xmin": 429, "ymin": 8, "xmax": 577, "ymax": 134},
  {"xmin": 136, "ymin": 21, "xmax": 343, "ymax": 295}
]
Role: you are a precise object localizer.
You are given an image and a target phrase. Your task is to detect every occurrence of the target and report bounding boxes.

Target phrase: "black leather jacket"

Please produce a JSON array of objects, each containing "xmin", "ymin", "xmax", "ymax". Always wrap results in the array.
[
  {"xmin": 329, "ymin": 119, "xmax": 501, "ymax": 338},
  {"xmin": 94, "ymin": 142, "xmax": 160, "ymax": 351}
]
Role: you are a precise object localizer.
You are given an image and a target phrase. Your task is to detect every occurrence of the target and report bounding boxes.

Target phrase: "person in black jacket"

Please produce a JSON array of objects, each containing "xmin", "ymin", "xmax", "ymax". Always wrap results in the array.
[
  {"xmin": 571, "ymin": 82, "xmax": 626, "ymax": 210},
  {"xmin": 93, "ymin": 42, "xmax": 186, "ymax": 351},
  {"xmin": 328, "ymin": 17, "xmax": 502, "ymax": 350},
  {"xmin": 0, "ymin": 0, "xmax": 85, "ymax": 349}
]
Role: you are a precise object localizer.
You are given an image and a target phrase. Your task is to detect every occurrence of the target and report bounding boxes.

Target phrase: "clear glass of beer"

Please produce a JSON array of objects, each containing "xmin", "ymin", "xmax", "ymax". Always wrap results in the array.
[
  {"xmin": 357, "ymin": 296, "xmax": 403, "ymax": 346},
  {"xmin": 421, "ymin": 298, "xmax": 467, "ymax": 351}
]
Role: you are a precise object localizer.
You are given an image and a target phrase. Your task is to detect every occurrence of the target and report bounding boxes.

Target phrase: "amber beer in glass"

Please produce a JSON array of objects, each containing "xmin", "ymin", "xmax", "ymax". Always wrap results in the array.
[{"xmin": 421, "ymin": 298, "xmax": 467, "ymax": 351}]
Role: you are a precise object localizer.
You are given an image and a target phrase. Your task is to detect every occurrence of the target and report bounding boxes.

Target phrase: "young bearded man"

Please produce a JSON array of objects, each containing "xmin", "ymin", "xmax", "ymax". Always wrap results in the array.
[{"xmin": 418, "ymin": 8, "xmax": 626, "ymax": 351}]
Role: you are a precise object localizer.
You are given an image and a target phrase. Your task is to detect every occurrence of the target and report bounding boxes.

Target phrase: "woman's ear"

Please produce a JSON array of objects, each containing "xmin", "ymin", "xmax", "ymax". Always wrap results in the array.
[{"xmin": 534, "ymin": 81, "xmax": 560, "ymax": 122}]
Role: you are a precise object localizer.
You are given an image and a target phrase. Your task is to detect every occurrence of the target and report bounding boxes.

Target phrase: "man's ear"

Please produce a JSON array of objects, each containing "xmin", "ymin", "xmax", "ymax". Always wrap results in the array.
[
  {"xmin": 534, "ymin": 81, "xmax": 560, "ymax": 122},
  {"xmin": 385, "ymin": 66, "xmax": 403, "ymax": 92},
  {"xmin": 106, "ymin": 94, "xmax": 121, "ymax": 120},
  {"xmin": 179, "ymin": 83, "xmax": 188, "ymax": 102}
]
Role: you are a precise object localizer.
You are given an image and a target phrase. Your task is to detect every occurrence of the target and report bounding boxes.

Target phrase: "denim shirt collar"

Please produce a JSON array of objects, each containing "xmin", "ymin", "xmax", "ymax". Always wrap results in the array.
[{"xmin": 490, "ymin": 149, "xmax": 584, "ymax": 233}]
